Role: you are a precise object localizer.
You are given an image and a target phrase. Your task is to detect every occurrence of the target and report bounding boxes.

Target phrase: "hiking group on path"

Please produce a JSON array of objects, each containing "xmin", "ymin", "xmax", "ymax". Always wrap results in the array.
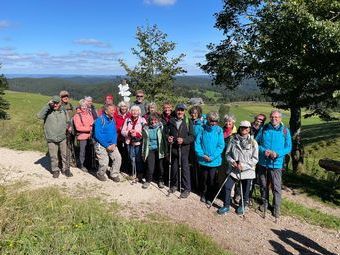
[{"xmin": 37, "ymin": 85, "xmax": 292, "ymax": 220}]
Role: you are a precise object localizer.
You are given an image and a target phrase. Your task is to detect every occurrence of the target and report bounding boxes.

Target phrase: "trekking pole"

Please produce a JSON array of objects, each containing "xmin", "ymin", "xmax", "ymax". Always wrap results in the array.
[
  {"xmin": 239, "ymin": 172, "xmax": 245, "ymax": 219},
  {"xmin": 167, "ymin": 143, "xmax": 172, "ymax": 197},
  {"xmin": 209, "ymin": 171, "xmax": 232, "ymax": 209},
  {"xmin": 263, "ymin": 168, "xmax": 268, "ymax": 219},
  {"xmin": 178, "ymin": 145, "xmax": 182, "ymax": 198}
]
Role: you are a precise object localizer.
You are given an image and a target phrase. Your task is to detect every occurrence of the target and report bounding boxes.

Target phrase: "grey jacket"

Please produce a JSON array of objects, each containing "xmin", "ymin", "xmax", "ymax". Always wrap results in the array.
[
  {"xmin": 225, "ymin": 134, "xmax": 258, "ymax": 180},
  {"xmin": 37, "ymin": 104, "xmax": 68, "ymax": 143}
]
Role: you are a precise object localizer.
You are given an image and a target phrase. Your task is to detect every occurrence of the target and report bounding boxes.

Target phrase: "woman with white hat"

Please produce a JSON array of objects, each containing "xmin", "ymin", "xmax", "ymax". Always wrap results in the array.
[{"xmin": 217, "ymin": 120, "xmax": 258, "ymax": 215}]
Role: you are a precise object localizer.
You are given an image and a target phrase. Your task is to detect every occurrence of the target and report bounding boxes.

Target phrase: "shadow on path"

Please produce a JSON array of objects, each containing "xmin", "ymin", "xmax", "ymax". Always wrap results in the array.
[
  {"xmin": 270, "ymin": 229, "xmax": 336, "ymax": 255},
  {"xmin": 34, "ymin": 155, "xmax": 50, "ymax": 172}
]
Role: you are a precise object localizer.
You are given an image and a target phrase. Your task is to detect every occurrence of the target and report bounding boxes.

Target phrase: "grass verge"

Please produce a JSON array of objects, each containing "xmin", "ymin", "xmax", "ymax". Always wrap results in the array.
[
  {"xmin": 281, "ymin": 199, "xmax": 340, "ymax": 230},
  {"xmin": 0, "ymin": 186, "xmax": 230, "ymax": 255}
]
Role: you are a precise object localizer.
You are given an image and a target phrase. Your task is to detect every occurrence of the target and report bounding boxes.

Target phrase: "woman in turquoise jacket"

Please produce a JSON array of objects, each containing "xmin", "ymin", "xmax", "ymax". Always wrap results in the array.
[{"xmin": 195, "ymin": 112, "xmax": 224, "ymax": 204}]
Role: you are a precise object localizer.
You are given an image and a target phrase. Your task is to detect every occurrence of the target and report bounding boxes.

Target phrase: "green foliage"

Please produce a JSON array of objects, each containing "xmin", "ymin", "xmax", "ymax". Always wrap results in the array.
[
  {"xmin": 218, "ymin": 104, "xmax": 230, "ymax": 125},
  {"xmin": 119, "ymin": 24, "xmax": 186, "ymax": 100},
  {"xmin": 0, "ymin": 66, "xmax": 9, "ymax": 119},
  {"xmin": 0, "ymin": 186, "xmax": 229, "ymax": 255}
]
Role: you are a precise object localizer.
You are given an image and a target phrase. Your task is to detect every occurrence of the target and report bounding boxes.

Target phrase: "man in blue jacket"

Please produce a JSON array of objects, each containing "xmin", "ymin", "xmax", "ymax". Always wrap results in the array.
[
  {"xmin": 256, "ymin": 110, "xmax": 292, "ymax": 219},
  {"xmin": 94, "ymin": 104, "xmax": 122, "ymax": 182}
]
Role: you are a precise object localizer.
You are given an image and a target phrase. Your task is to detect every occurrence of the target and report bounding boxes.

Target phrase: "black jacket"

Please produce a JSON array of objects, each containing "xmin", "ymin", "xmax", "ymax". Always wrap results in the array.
[{"xmin": 167, "ymin": 116, "xmax": 194, "ymax": 156}]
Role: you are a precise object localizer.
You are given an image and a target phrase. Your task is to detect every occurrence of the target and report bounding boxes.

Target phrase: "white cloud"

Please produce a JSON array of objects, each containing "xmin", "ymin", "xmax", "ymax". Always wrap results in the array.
[
  {"xmin": 74, "ymin": 38, "xmax": 111, "ymax": 48},
  {"xmin": 144, "ymin": 0, "xmax": 176, "ymax": 6},
  {"xmin": 0, "ymin": 20, "xmax": 11, "ymax": 29},
  {"xmin": 0, "ymin": 48, "xmax": 124, "ymax": 74}
]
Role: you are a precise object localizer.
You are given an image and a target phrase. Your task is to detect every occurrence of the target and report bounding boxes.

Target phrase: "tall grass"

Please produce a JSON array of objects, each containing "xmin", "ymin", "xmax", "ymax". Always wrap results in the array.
[{"xmin": 0, "ymin": 186, "xmax": 230, "ymax": 255}]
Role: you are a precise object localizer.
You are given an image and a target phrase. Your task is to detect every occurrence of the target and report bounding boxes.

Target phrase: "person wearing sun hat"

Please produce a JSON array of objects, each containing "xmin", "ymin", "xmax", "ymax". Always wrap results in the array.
[
  {"xmin": 217, "ymin": 120, "xmax": 258, "ymax": 215},
  {"xmin": 37, "ymin": 95, "xmax": 73, "ymax": 178}
]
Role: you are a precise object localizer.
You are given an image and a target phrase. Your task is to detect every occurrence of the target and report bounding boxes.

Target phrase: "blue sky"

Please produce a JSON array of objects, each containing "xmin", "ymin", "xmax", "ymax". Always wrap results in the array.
[{"xmin": 0, "ymin": 0, "xmax": 224, "ymax": 75}]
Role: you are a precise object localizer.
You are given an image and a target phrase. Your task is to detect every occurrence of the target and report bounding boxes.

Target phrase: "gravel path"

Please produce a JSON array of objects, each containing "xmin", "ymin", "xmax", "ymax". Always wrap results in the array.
[{"xmin": 0, "ymin": 147, "xmax": 339, "ymax": 255}]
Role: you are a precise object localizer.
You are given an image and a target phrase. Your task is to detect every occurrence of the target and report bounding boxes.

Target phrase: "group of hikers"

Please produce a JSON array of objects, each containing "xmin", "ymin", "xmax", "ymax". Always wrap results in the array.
[{"xmin": 37, "ymin": 87, "xmax": 292, "ymax": 219}]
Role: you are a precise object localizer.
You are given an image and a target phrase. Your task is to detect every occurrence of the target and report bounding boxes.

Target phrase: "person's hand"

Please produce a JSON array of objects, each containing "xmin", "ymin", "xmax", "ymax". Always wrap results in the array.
[
  {"xmin": 265, "ymin": 150, "xmax": 271, "ymax": 157},
  {"xmin": 130, "ymin": 130, "xmax": 136, "ymax": 137},
  {"xmin": 270, "ymin": 151, "xmax": 277, "ymax": 159},
  {"xmin": 177, "ymin": 137, "xmax": 183, "ymax": 145},
  {"xmin": 107, "ymin": 144, "xmax": 116, "ymax": 152},
  {"xmin": 168, "ymin": 136, "xmax": 174, "ymax": 143},
  {"xmin": 231, "ymin": 161, "xmax": 238, "ymax": 168},
  {"xmin": 203, "ymin": 155, "xmax": 211, "ymax": 162},
  {"xmin": 237, "ymin": 163, "xmax": 243, "ymax": 171}
]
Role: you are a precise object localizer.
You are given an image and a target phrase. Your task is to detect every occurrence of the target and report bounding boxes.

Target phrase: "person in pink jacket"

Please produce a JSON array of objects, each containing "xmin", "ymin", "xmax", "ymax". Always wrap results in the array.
[
  {"xmin": 73, "ymin": 99, "xmax": 94, "ymax": 172},
  {"xmin": 121, "ymin": 105, "xmax": 146, "ymax": 180}
]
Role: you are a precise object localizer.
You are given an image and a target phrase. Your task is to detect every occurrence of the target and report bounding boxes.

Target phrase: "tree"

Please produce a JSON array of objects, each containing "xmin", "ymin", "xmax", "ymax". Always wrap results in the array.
[
  {"xmin": 200, "ymin": 0, "xmax": 340, "ymax": 172},
  {"xmin": 0, "ymin": 65, "xmax": 9, "ymax": 119},
  {"xmin": 119, "ymin": 24, "xmax": 186, "ymax": 100}
]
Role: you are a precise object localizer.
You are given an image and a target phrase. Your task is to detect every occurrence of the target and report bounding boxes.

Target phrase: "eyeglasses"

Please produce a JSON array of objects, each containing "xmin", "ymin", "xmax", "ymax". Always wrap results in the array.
[
  {"xmin": 240, "ymin": 126, "xmax": 250, "ymax": 129},
  {"xmin": 61, "ymin": 95, "xmax": 69, "ymax": 98},
  {"xmin": 136, "ymin": 95, "xmax": 144, "ymax": 98},
  {"xmin": 210, "ymin": 120, "xmax": 218, "ymax": 123},
  {"xmin": 176, "ymin": 109, "xmax": 185, "ymax": 112}
]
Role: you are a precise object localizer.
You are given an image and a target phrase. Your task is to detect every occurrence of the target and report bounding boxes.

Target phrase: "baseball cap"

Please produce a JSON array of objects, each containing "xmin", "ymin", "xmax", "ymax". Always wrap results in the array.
[
  {"xmin": 51, "ymin": 95, "xmax": 61, "ymax": 103},
  {"xmin": 239, "ymin": 120, "xmax": 251, "ymax": 127},
  {"xmin": 59, "ymin": 90, "xmax": 69, "ymax": 97},
  {"xmin": 175, "ymin": 103, "xmax": 187, "ymax": 110}
]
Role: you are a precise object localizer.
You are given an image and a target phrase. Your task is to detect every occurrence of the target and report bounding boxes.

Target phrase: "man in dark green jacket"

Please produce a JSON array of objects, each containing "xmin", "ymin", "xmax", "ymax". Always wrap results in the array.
[{"xmin": 37, "ymin": 95, "xmax": 73, "ymax": 178}]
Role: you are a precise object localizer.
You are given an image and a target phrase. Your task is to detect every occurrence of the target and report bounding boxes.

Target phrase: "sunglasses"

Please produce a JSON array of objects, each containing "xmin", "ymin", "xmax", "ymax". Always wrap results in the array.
[
  {"xmin": 176, "ymin": 109, "xmax": 185, "ymax": 112},
  {"xmin": 136, "ymin": 95, "xmax": 144, "ymax": 98},
  {"xmin": 61, "ymin": 95, "xmax": 69, "ymax": 98},
  {"xmin": 210, "ymin": 120, "xmax": 218, "ymax": 123}
]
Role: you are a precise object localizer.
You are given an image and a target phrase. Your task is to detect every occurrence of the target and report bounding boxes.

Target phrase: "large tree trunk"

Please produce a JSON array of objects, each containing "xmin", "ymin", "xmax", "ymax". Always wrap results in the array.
[{"xmin": 289, "ymin": 106, "xmax": 304, "ymax": 173}]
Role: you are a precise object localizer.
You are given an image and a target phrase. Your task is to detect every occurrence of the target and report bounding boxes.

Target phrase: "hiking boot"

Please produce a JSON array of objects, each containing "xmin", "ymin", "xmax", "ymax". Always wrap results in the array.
[
  {"xmin": 64, "ymin": 169, "xmax": 73, "ymax": 177},
  {"xmin": 217, "ymin": 206, "xmax": 230, "ymax": 215},
  {"xmin": 169, "ymin": 186, "xmax": 177, "ymax": 193},
  {"xmin": 180, "ymin": 190, "xmax": 190, "ymax": 199},
  {"xmin": 158, "ymin": 181, "xmax": 165, "ymax": 189},
  {"xmin": 142, "ymin": 182, "xmax": 151, "ymax": 189},
  {"xmin": 237, "ymin": 205, "xmax": 248, "ymax": 215},
  {"xmin": 52, "ymin": 171, "xmax": 60, "ymax": 178},
  {"xmin": 96, "ymin": 173, "xmax": 107, "ymax": 182},
  {"xmin": 109, "ymin": 176, "xmax": 120, "ymax": 182},
  {"xmin": 80, "ymin": 166, "xmax": 88, "ymax": 173},
  {"xmin": 273, "ymin": 207, "xmax": 280, "ymax": 218}
]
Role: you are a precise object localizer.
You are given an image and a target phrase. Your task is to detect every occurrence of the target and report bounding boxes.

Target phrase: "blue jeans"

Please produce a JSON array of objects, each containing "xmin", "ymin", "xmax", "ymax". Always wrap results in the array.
[{"xmin": 128, "ymin": 144, "xmax": 143, "ymax": 174}]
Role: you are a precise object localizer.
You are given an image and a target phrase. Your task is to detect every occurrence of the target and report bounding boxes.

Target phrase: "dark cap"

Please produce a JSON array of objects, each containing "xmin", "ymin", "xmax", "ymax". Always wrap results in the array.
[
  {"xmin": 51, "ymin": 95, "xmax": 61, "ymax": 103},
  {"xmin": 175, "ymin": 103, "xmax": 187, "ymax": 110}
]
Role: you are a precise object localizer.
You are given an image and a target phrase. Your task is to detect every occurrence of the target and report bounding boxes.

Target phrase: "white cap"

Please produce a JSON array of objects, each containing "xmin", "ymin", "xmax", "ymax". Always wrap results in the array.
[{"xmin": 239, "ymin": 120, "xmax": 251, "ymax": 127}]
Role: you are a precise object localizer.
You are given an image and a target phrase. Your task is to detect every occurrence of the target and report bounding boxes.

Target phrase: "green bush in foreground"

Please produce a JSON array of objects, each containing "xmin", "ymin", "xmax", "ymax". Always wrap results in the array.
[{"xmin": 0, "ymin": 187, "xmax": 229, "ymax": 255}]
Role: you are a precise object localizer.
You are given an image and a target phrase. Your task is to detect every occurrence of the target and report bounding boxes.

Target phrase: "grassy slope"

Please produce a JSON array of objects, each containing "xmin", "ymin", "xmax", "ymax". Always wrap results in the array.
[{"xmin": 0, "ymin": 186, "xmax": 229, "ymax": 255}]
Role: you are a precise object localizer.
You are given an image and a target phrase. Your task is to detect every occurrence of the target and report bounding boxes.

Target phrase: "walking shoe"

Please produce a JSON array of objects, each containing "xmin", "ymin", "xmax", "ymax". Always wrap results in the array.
[
  {"xmin": 158, "ymin": 181, "xmax": 165, "ymax": 189},
  {"xmin": 80, "ymin": 167, "xmax": 88, "ymax": 173},
  {"xmin": 217, "ymin": 206, "xmax": 230, "ymax": 215},
  {"xmin": 142, "ymin": 182, "xmax": 151, "ymax": 189},
  {"xmin": 200, "ymin": 196, "xmax": 207, "ymax": 203},
  {"xmin": 259, "ymin": 203, "xmax": 268, "ymax": 212},
  {"xmin": 206, "ymin": 200, "xmax": 212, "ymax": 206},
  {"xmin": 64, "ymin": 169, "xmax": 73, "ymax": 177},
  {"xmin": 237, "ymin": 205, "xmax": 248, "ymax": 215},
  {"xmin": 180, "ymin": 190, "xmax": 190, "ymax": 199},
  {"xmin": 52, "ymin": 171, "xmax": 60, "ymax": 178},
  {"xmin": 110, "ymin": 176, "xmax": 120, "ymax": 182},
  {"xmin": 96, "ymin": 173, "xmax": 107, "ymax": 182},
  {"xmin": 169, "ymin": 186, "xmax": 177, "ymax": 193}
]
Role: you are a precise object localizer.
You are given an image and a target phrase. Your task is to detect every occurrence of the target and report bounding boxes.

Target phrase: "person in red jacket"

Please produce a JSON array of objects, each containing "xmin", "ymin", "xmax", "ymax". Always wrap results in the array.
[
  {"xmin": 114, "ymin": 101, "xmax": 131, "ymax": 173},
  {"xmin": 73, "ymin": 99, "xmax": 94, "ymax": 172}
]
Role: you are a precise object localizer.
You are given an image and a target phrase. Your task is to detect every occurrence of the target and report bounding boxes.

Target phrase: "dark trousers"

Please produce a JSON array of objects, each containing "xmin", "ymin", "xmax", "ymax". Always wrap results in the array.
[
  {"xmin": 78, "ymin": 139, "xmax": 90, "ymax": 168},
  {"xmin": 146, "ymin": 150, "xmax": 164, "ymax": 183},
  {"xmin": 258, "ymin": 165, "xmax": 282, "ymax": 211},
  {"xmin": 200, "ymin": 166, "xmax": 218, "ymax": 201},
  {"xmin": 117, "ymin": 140, "xmax": 130, "ymax": 173},
  {"xmin": 223, "ymin": 177, "xmax": 252, "ymax": 207},
  {"xmin": 171, "ymin": 149, "xmax": 191, "ymax": 192}
]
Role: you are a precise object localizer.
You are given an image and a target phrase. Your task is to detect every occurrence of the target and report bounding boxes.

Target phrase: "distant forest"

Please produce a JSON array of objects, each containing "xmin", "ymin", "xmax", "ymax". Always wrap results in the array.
[{"xmin": 7, "ymin": 75, "xmax": 268, "ymax": 104}]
